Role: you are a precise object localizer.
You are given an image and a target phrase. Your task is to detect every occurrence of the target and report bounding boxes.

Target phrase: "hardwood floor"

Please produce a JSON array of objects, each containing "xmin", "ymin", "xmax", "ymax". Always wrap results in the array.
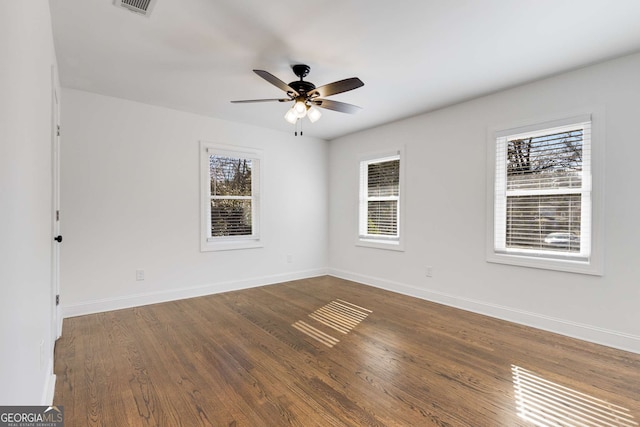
[{"xmin": 54, "ymin": 276, "xmax": 640, "ymax": 426}]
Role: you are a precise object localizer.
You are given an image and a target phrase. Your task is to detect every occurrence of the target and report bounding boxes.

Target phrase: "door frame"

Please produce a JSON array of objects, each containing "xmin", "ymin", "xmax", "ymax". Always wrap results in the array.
[{"xmin": 51, "ymin": 67, "xmax": 62, "ymax": 340}]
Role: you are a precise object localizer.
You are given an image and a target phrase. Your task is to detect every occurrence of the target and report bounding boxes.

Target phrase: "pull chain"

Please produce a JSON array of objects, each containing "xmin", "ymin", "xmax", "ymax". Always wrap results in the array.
[{"xmin": 294, "ymin": 118, "xmax": 304, "ymax": 136}]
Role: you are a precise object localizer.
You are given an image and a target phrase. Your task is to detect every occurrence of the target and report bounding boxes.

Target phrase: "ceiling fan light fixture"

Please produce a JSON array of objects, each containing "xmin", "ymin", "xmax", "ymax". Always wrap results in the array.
[
  {"xmin": 232, "ymin": 65, "xmax": 364, "ymax": 131},
  {"xmin": 284, "ymin": 108, "xmax": 298, "ymax": 124},
  {"xmin": 293, "ymin": 100, "xmax": 307, "ymax": 118},
  {"xmin": 307, "ymin": 106, "xmax": 322, "ymax": 123}
]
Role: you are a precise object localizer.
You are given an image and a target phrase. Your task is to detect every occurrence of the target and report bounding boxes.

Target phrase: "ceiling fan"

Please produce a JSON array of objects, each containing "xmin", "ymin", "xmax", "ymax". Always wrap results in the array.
[{"xmin": 231, "ymin": 64, "xmax": 364, "ymax": 126}]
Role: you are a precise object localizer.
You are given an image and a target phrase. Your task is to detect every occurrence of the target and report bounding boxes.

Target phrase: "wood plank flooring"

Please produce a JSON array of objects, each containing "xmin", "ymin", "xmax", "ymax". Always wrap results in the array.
[{"xmin": 54, "ymin": 276, "xmax": 640, "ymax": 426}]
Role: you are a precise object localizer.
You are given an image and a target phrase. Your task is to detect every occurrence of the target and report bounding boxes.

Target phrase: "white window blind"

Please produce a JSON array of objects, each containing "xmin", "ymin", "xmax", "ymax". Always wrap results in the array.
[
  {"xmin": 359, "ymin": 154, "xmax": 400, "ymax": 242},
  {"xmin": 494, "ymin": 117, "xmax": 591, "ymax": 261}
]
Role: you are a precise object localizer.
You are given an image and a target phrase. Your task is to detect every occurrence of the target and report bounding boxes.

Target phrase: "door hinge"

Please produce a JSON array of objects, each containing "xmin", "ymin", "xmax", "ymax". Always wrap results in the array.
[
  {"xmin": 56, "ymin": 210, "xmax": 60, "ymax": 221},
  {"xmin": 56, "ymin": 295, "xmax": 60, "ymax": 306},
  {"xmin": 57, "ymin": 125, "xmax": 60, "ymax": 137}
]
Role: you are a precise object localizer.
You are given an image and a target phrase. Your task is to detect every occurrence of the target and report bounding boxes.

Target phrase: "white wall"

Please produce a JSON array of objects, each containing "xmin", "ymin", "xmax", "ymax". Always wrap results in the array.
[
  {"xmin": 0, "ymin": 2, "xmax": 59, "ymax": 404},
  {"xmin": 61, "ymin": 89, "xmax": 328, "ymax": 315},
  {"xmin": 328, "ymin": 53, "xmax": 640, "ymax": 354}
]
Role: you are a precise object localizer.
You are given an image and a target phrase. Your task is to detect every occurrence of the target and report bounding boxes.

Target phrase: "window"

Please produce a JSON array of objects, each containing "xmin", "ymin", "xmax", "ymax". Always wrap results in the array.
[
  {"xmin": 488, "ymin": 113, "xmax": 603, "ymax": 274},
  {"xmin": 358, "ymin": 150, "xmax": 404, "ymax": 250},
  {"xmin": 201, "ymin": 142, "xmax": 262, "ymax": 251}
]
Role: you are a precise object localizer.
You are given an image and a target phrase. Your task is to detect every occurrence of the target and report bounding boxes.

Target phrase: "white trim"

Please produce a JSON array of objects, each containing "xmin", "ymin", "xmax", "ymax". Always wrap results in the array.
[
  {"xmin": 202, "ymin": 239, "xmax": 263, "ymax": 252},
  {"xmin": 206, "ymin": 145, "xmax": 259, "ymax": 157},
  {"xmin": 62, "ymin": 269, "xmax": 328, "ymax": 318},
  {"xmin": 51, "ymin": 66, "xmax": 62, "ymax": 340},
  {"xmin": 494, "ymin": 113, "xmax": 592, "ymax": 138},
  {"xmin": 328, "ymin": 268, "xmax": 640, "ymax": 355},
  {"xmin": 41, "ymin": 365, "xmax": 56, "ymax": 405},
  {"xmin": 356, "ymin": 239, "xmax": 403, "ymax": 251}
]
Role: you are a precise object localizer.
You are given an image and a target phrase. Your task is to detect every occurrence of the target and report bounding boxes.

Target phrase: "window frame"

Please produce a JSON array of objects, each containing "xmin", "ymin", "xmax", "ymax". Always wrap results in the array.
[
  {"xmin": 357, "ymin": 149, "xmax": 405, "ymax": 251},
  {"xmin": 200, "ymin": 141, "xmax": 263, "ymax": 252},
  {"xmin": 486, "ymin": 111, "xmax": 604, "ymax": 275}
]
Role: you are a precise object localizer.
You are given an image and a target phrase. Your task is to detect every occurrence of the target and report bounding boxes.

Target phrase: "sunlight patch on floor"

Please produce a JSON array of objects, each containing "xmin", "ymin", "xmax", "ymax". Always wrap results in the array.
[
  {"xmin": 292, "ymin": 320, "xmax": 340, "ymax": 348},
  {"xmin": 511, "ymin": 365, "xmax": 637, "ymax": 427},
  {"xmin": 309, "ymin": 299, "xmax": 372, "ymax": 334},
  {"xmin": 292, "ymin": 299, "xmax": 372, "ymax": 347}
]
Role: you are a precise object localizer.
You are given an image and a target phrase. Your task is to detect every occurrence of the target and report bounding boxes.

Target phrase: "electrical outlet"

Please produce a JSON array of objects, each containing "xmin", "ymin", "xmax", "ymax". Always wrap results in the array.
[
  {"xmin": 426, "ymin": 266, "xmax": 433, "ymax": 277},
  {"xmin": 136, "ymin": 269, "xmax": 145, "ymax": 281},
  {"xmin": 286, "ymin": 254, "xmax": 293, "ymax": 264}
]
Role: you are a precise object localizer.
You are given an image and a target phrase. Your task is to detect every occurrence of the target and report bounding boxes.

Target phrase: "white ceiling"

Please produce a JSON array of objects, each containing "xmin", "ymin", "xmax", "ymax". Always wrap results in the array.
[{"xmin": 50, "ymin": 0, "xmax": 640, "ymax": 140}]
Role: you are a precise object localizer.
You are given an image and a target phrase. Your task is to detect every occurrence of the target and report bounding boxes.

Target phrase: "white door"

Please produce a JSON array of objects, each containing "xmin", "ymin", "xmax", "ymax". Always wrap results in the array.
[{"xmin": 52, "ymin": 83, "xmax": 62, "ymax": 339}]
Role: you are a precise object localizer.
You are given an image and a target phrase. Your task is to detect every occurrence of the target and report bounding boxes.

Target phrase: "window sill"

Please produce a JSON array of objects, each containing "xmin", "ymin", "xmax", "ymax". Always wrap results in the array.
[
  {"xmin": 201, "ymin": 239, "xmax": 263, "ymax": 252},
  {"xmin": 356, "ymin": 238, "xmax": 404, "ymax": 252},
  {"xmin": 487, "ymin": 252, "xmax": 602, "ymax": 276}
]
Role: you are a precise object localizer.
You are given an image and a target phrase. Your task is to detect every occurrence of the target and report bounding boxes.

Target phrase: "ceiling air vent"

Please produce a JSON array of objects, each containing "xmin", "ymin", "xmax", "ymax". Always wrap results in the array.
[{"xmin": 114, "ymin": 0, "xmax": 157, "ymax": 17}]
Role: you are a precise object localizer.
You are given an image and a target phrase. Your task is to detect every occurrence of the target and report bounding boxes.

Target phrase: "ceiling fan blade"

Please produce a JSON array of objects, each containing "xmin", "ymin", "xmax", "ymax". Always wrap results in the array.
[
  {"xmin": 253, "ymin": 70, "xmax": 299, "ymax": 96},
  {"xmin": 231, "ymin": 98, "xmax": 290, "ymax": 103},
  {"xmin": 312, "ymin": 99, "xmax": 362, "ymax": 114},
  {"xmin": 308, "ymin": 77, "xmax": 364, "ymax": 98}
]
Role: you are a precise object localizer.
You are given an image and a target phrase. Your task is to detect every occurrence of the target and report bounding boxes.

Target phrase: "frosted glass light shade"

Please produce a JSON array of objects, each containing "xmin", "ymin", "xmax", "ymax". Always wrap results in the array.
[
  {"xmin": 307, "ymin": 106, "xmax": 322, "ymax": 123},
  {"xmin": 294, "ymin": 100, "xmax": 307, "ymax": 118},
  {"xmin": 284, "ymin": 108, "xmax": 298, "ymax": 124}
]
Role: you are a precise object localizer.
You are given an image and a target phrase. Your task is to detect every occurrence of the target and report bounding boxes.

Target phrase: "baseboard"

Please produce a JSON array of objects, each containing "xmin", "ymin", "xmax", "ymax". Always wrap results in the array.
[
  {"xmin": 328, "ymin": 268, "xmax": 640, "ymax": 355},
  {"xmin": 63, "ymin": 268, "xmax": 328, "ymax": 318},
  {"xmin": 41, "ymin": 360, "xmax": 56, "ymax": 405}
]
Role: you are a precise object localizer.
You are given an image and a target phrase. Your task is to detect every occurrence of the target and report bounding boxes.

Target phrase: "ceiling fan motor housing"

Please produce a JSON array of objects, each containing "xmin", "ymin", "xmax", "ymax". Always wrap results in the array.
[
  {"xmin": 289, "ymin": 64, "xmax": 315, "ymax": 95},
  {"xmin": 289, "ymin": 80, "xmax": 316, "ymax": 95}
]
